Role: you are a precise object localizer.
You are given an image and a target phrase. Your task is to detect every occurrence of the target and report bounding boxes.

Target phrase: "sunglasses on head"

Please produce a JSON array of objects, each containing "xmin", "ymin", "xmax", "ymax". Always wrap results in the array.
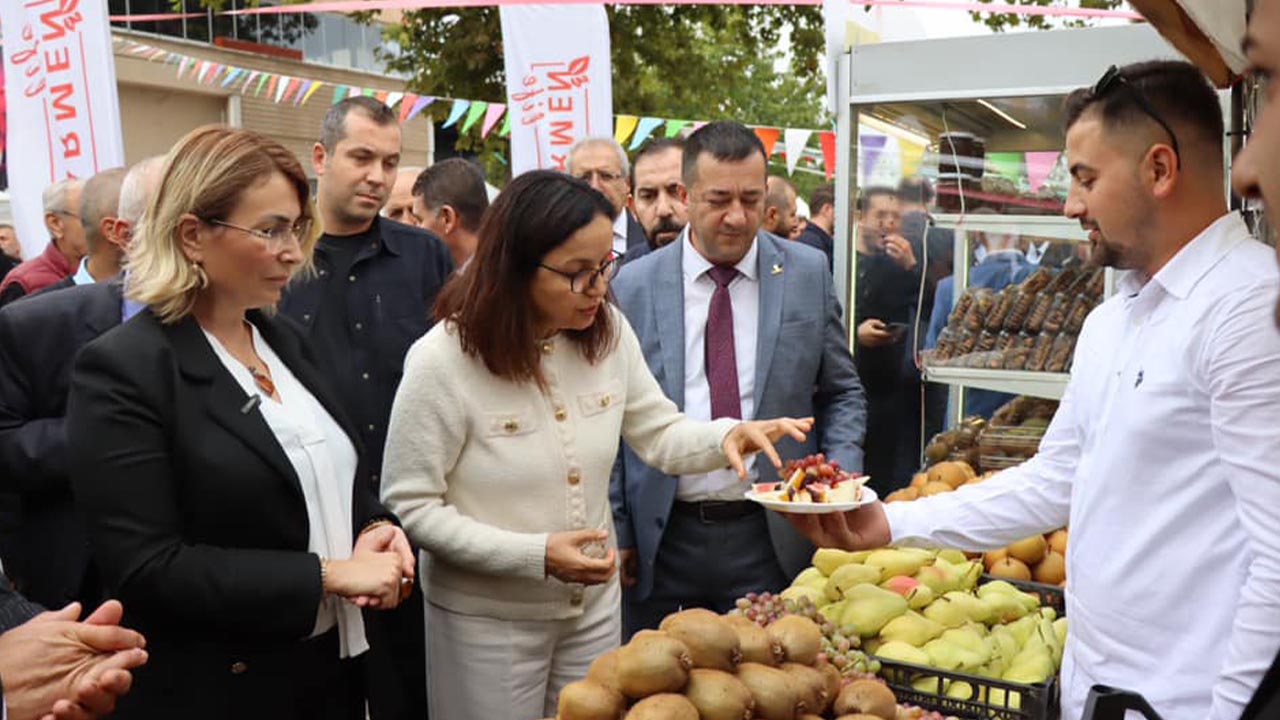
[{"xmin": 1090, "ymin": 65, "xmax": 1181, "ymax": 168}]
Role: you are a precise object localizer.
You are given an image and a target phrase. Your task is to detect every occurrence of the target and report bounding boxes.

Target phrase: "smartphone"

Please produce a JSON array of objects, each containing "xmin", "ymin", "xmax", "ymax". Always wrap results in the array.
[{"xmin": 884, "ymin": 322, "xmax": 910, "ymax": 343}]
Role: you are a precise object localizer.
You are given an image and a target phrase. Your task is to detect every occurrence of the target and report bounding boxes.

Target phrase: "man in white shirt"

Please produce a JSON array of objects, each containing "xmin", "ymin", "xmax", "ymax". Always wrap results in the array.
[
  {"xmin": 787, "ymin": 60, "xmax": 1280, "ymax": 720},
  {"xmin": 567, "ymin": 137, "xmax": 648, "ymax": 256},
  {"xmin": 611, "ymin": 121, "xmax": 866, "ymax": 639}
]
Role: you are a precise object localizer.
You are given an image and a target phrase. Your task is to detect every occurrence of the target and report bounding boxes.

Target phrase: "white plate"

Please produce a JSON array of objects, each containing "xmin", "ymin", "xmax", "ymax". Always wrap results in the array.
[{"xmin": 745, "ymin": 485, "xmax": 878, "ymax": 514}]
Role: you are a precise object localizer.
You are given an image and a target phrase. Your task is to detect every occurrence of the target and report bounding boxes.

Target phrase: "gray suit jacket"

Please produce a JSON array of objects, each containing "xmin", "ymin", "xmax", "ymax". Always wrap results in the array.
[{"xmin": 610, "ymin": 231, "xmax": 867, "ymax": 602}]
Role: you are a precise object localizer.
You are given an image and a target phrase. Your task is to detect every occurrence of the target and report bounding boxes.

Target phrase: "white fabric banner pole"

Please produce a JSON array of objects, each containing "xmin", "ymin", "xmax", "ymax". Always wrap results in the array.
[
  {"xmin": 2, "ymin": 0, "xmax": 126, "ymax": 259},
  {"xmin": 500, "ymin": 4, "xmax": 613, "ymax": 176}
]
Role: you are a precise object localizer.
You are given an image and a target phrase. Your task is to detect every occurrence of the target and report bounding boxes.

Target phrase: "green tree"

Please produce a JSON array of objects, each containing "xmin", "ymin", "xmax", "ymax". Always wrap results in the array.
[
  {"xmin": 968, "ymin": 0, "xmax": 1126, "ymax": 33},
  {"xmin": 383, "ymin": 5, "xmax": 827, "ymax": 183}
]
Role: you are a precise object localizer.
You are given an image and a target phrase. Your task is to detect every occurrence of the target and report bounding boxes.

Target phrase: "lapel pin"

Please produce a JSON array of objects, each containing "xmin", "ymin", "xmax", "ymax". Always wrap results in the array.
[{"xmin": 771, "ymin": 263, "xmax": 783, "ymax": 275}]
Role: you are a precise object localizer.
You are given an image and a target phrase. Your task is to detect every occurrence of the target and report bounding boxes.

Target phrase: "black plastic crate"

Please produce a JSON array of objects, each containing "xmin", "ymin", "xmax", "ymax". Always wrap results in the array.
[{"xmin": 877, "ymin": 657, "xmax": 1059, "ymax": 720}]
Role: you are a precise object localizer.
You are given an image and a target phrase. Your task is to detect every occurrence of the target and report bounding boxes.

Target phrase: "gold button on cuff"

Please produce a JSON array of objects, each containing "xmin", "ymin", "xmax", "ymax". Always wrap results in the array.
[
  {"xmin": 230, "ymin": 661, "xmax": 248, "ymax": 675},
  {"xmin": 540, "ymin": 342, "xmax": 553, "ymax": 355},
  {"xmin": 568, "ymin": 470, "xmax": 582, "ymax": 485},
  {"xmin": 599, "ymin": 395, "xmax": 611, "ymax": 408},
  {"xmin": 554, "ymin": 407, "xmax": 568, "ymax": 422},
  {"xmin": 570, "ymin": 591, "xmax": 584, "ymax": 606},
  {"xmin": 504, "ymin": 420, "xmax": 520, "ymax": 433}
]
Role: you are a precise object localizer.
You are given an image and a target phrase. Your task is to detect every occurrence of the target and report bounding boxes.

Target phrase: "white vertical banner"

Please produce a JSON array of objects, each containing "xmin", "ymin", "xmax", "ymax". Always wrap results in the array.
[
  {"xmin": 500, "ymin": 4, "xmax": 612, "ymax": 176},
  {"xmin": 2, "ymin": 0, "xmax": 125, "ymax": 259}
]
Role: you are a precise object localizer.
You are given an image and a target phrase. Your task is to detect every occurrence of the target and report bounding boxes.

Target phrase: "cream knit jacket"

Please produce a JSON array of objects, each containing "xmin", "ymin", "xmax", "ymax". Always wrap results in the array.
[{"xmin": 381, "ymin": 307, "xmax": 737, "ymax": 620}]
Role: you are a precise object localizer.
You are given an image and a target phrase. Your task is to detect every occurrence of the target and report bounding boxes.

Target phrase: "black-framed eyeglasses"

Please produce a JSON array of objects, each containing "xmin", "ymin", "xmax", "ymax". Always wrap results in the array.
[
  {"xmin": 1091, "ymin": 65, "xmax": 1181, "ymax": 168},
  {"xmin": 203, "ymin": 217, "xmax": 310, "ymax": 253},
  {"xmin": 539, "ymin": 252, "xmax": 620, "ymax": 294}
]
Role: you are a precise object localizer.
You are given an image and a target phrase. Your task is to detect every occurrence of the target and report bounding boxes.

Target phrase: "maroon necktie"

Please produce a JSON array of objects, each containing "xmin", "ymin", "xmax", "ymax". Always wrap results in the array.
[{"xmin": 706, "ymin": 265, "xmax": 742, "ymax": 420}]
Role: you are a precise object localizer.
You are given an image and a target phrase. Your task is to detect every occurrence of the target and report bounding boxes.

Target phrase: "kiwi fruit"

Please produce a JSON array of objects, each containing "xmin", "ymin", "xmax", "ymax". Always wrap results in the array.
[
  {"xmin": 779, "ymin": 662, "xmax": 829, "ymax": 714},
  {"xmin": 816, "ymin": 661, "xmax": 842, "ymax": 711},
  {"xmin": 617, "ymin": 631, "xmax": 694, "ymax": 698},
  {"xmin": 625, "ymin": 693, "xmax": 699, "ymax": 720},
  {"xmin": 765, "ymin": 615, "xmax": 823, "ymax": 666},
  {"xmin": 736, "ymin": 662, "xmax": 804, "ymax": 720},
  {"xmin": 661, "ymin": 608, "xmax": 743, "ymax": 672},
  {"xmin": 833, "ymin": 679, "xmax": 897, "ymax": 720},
  {"xmin": 587, "ymin": 647, "xmax": 623, "ymax": 693},
  {"xmin": 557, "ymin": 679, "xmax": 626, "ymax": 720},
  {"xmin": 725, "ymin": 615, "xmax": 783, "ymax": 666},
  {"xmin": 684, "ymin": 668, "xmax": 755, "ymax": 720}
]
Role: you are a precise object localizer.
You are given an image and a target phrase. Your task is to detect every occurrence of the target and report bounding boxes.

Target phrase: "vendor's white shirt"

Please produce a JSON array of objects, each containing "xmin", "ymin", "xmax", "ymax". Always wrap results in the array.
[
  {"xmin": 204, "ymin": 323, "xmax": 368, "ymax": 657},
  {"xmin": 887, "ymin": 213, "xmax": 1280, "ymax": 720}
]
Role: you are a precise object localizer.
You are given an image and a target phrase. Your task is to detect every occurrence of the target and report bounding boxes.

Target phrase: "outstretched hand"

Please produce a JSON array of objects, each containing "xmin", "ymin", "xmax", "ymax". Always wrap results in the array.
[
  {"xmin": 723, "ymin": 417, "xmax": 813, "ymax": 479},
  {"xmin": 781, "ymin": 502, "xmax": 892, "ymax": 551}
]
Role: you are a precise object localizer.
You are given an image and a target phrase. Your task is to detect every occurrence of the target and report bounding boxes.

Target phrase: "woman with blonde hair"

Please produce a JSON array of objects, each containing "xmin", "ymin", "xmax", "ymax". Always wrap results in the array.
[
  {"xmin": 380, "ymin": 170, "xmax": 812, "ymax": 718},
  {"xmin": 67, "ymin": 125, "xmax": 414, "ymax": 719}
]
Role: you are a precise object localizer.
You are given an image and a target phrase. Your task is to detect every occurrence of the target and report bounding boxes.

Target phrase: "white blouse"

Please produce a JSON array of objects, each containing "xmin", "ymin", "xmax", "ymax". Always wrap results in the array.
[{"xmin": 203, "ymin": 322, "xmax": 367, "ymax": 658}]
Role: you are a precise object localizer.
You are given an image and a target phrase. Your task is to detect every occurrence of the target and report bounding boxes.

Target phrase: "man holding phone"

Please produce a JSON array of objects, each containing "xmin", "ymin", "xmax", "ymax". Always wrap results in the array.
[{"xmin": 854, "ymin": 187, "xmax": 921, "ymax": 493}]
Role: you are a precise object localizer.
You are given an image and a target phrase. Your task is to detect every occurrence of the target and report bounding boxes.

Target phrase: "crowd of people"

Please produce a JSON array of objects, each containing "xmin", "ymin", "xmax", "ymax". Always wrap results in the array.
[{"xmin": 2, "ymin": 7, "xmax": 1280, "ymax": 720}]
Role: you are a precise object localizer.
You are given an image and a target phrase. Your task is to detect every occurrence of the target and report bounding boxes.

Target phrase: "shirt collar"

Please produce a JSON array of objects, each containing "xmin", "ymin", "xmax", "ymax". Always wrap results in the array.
[
  {"xmin": 1146, "ymin": 212, "xmax": 1250, "ymax": 301},
  {"xmin": 71, "ymin": 258, "xmax": 95, "ymax": 286},
  {"xmin": 319, "ymin": 216, "xmax": 401, "ymax": 258},
  {"xmin": 681, "ymin": 227, "xmax": 760, "ymax": 282},
  {"xmin": 612, "ymin": 211, "xmax": 628, "ymax": 241}
]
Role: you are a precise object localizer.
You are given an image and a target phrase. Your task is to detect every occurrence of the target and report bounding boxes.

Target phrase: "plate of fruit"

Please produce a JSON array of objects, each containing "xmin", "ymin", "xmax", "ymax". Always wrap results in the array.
[{"xmin": 745, "ymin": 454, "xmax": 876, "ymax": 514}]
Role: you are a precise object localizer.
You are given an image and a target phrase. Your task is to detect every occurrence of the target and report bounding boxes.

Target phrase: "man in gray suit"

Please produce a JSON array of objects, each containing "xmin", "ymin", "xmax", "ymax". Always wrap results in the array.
[{"xmin": 610, "ymin": 121, "xmax": 867, "ymax": 637}]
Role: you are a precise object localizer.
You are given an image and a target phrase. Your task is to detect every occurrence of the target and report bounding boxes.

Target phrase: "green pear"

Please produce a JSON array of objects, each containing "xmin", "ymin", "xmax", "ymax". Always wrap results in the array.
[
  {"xmin": 977, "ymin": 580, "xmax": 1021, "ymax": 598},
  {"xmin": 941, "ymin": 625, "xmax": 989, "ymax": 654},
  {"xmin": 874, "ymin": 640, "xmax": 931, "ymax": 666},
  {"xmin": 1004, "ymin": 616, "xmax": 1039, "ymax": 646},
  {"xmin": 780, "ymin": 584, "xmax": 824, "ymax": 605},
  {"xmin": 1003, "ymin": 642, "xmax": 1054, "ymax": 684},
  {"xmin": 862, "ymin": 637, "xmax": 883, "ymax": 655},
  {"xmin": 946, "ymin": 680, "xmax": 977, "ymax": 700},
  {"xmin": 922, "ymin": 596, "xmax": 969, "ymax": 628},
  {"xmin": 878, "ymin": 611, "xmax": 946, "ymax": 647},
  {"xmin": 906, "ymin": 583, "xmax": 935, "ymax": 610},
  {"xmin": 841, "ymin": 584, "xmax": 910, "ymax": 637},
  {"xmin": 954, "ymin": 561, "xmax": 984, "ymax": 592},
  {"xmin": 988, "ymin": 688, "xmax": 1022, "ymax": 711},
  {"xmin": 987, "ymin": 627, "xmax": 1020, "ymax": 666},
  {"xmin": 931, "ymin": 591, "xmax": 994, "ymax": 625},
  {"xmin": 819, "ymin": 599, "xmax": 849, "ymax": 625},
  {"xmin": 922, "ymin": 638, "xmax": 986, "ymax": 672},
  {"xmin": 793, "ymin": 567, "xmax": 827, "ymax": 586},
  {"xmin": 865, "ymin": 548, "xmax": 933, "ymax": 581},
  {"xmin": 1052, "ymin": 617, "xmax": 1068, "ymax": 647},
  {"xmin": 1037, "ymin": 619, "xmax": 1063, "ymax": 667},
  {"xmin": 812, "ymin": 548, "xmax": 870, "ymax": 576},
  {"xmin": 912, "ymin": 676, "xmax": 947, "ymax": 694},
  {"xmin": 824, "ymin": 563, "xmax": 883, "ymax": 601},
  {"xmin": 980, "ymin": 593, "xmax": 1030, "ymax": 624},
  {"xmin": 913, "ymin": 563, "xmax": 954, "ymax": 595},
  {"xmin": 937, "ymin": 548, "xmax": 969, "ymax": 564},
  {"xmin": 977, "ymin": 658, "xmax": 1008, "ymax": 679}
]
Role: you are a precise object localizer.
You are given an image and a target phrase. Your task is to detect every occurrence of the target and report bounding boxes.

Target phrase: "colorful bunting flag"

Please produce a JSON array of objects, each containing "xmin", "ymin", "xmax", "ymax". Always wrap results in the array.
[
  {"xmin": 461, "ymin": 101, "xmax": 488, "ymax": 134},
  {"xmin": 819, "ymin": 131, "xmax": 837, "ymax": 180},
  {"xmin": 783, "ymin": 129, "xmax": 813, "ymax": 176},
  {"xmin": 628, "ymin": 117, "xmax": 664, "ymax": 151},
  {"xmin": 399, "ymin": 93, "xmax": 420, "ymax": 122},
  {"xmin": 404, "ymin": 96, "xmax": 435, "ymax": 123},
  {"xmin": 334, "ymin": 85, "xmax": 350, "ymax": 104},
  {"xmin": 753, "ymin": 127, "xmax": 781, "ymax": 157},
  {"xmin": 499, "ymin": 114, "xmax": 512, "ymax": 137},
  {"xmin": 481, "ymin": 104, "xmax": 507, "ymax": 139},
  {"xmin": 300, "ymin": 81, "xmax": 325, "ymax": 105},
  {"xmin": 443, "ymin": 99, "xmax": 470, "ymax": 129},
  {"xmin": 386, "ymin": 91, "xmax": 405, "ymax": 109},
  {"xmin": 614, "ymin": 115, "xmax": 639, "ymax": 145},
  {"xmin": 1025, "ymin": 151, "xmax": 1060, "ymax": 192},
  {"xmin": 664, "ymin": 120, "xmax": 690, "ymax": 138}
]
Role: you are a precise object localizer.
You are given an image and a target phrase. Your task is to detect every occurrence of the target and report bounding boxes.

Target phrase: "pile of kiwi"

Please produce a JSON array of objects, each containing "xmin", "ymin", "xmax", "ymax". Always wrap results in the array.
[{"xmin": 550, "ymin": 608, "xmax": 902, "ymax": 720}]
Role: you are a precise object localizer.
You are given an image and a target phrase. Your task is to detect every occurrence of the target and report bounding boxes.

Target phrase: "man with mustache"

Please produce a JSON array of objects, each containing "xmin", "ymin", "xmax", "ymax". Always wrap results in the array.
[
  {"xmin": 280, "ymin": 96, "xmax": 453, "ymax": 720},
  {"xmin": 786, "ymin": 60, "xmax": 1280, "ymax": 720},
  {"xmin": 621, "ymin": 138, "xmax": 688, "ymax": 266}
]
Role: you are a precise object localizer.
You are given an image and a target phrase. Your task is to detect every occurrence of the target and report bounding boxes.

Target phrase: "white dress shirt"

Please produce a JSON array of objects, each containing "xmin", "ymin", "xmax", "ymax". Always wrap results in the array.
[
  {"xmin": 678, "ymin": 230, "xmax": 760, "ymax": 501},
  {"xmin": 613, "ymin": 211, "xmax": 630, "ymax": 256},
  {"xmin": 204, "ymin": 323, "xmax": 368, "ymax": 658},
  {"xmin": 886, "ymin": 213, "xmax": 1280, "ymax": 720}
]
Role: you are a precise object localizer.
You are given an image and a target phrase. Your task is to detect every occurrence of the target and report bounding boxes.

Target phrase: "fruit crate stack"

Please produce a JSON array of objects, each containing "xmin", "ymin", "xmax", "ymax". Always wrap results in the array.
[{"xmin": 779, "ymin": 548, "xmax": 1068, "ymax": 720}]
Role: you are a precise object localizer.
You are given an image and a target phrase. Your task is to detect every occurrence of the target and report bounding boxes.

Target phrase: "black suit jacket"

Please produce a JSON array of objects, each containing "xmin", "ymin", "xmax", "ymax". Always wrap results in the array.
[
  {"xmin": 67, "ymin": 309, "xmax": 391, "ymax": 719},
  {"xmin": 0, "ymin": 280, "xmax": 122, "ymax": 608},
  {"xmin": 1242, "ymin": 653, "xmax": 1280, "ymax": 720},
  {"xmin": 624, "ymin": 210, "xmax": 648, "ymax": 252},
  {"xmin": 0, "ymin": 571, "xmax": 41, "ymax": 632}
]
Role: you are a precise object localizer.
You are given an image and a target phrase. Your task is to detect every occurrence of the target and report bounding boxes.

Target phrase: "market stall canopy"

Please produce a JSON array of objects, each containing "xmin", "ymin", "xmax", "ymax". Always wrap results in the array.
[{"xmin": 1129, "ymin": 0, "xmax": 1247, "ymax": 87}]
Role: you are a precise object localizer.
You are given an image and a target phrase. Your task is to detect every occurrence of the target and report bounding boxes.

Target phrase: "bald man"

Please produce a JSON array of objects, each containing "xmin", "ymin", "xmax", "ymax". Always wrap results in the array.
[
  {"xmin": 762, "ymin": 176, "xmax": 799, "ymax": 238},
  {"xmin": 383, "ymin": 167, "xmax": 424, "ymax": 226}
]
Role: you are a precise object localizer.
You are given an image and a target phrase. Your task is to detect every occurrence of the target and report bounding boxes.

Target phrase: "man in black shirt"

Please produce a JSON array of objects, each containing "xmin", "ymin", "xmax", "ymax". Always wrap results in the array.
[
  {"xmin": 853, "ymin": 186, "xmax": 921, "ymax": 493},
  {"xmin": 280, "ymin": 96, "xmax": 453, "ymax": 720},
  {"xmin": 796, "ymin": 183, "xmax": 836, "ymax": 272}
]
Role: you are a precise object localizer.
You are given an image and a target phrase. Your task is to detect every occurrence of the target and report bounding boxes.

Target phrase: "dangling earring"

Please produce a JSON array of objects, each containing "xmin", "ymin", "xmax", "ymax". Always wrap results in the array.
[{"xmin": 192, "ymin": 262, "xmax": 209, "ymax": 290}]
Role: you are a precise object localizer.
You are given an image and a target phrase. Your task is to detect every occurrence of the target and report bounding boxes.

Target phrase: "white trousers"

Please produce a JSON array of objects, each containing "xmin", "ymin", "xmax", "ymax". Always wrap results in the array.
[{"xmin": 427, "ymin": 581, "xmax": 621, "ymax": 720}]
